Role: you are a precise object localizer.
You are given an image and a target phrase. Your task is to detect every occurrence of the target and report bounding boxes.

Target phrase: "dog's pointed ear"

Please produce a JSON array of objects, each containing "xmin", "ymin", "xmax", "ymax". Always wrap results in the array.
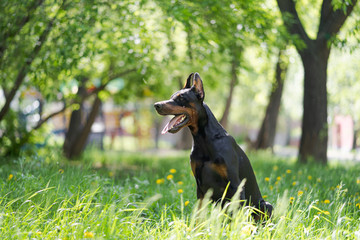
[
  {"xmin": 183, "ymin": 73, "xmax": 194, "ymax": 89},
  {"xmin": 192, "ymin": 72, "xmax": 204, "ymax": 101}
]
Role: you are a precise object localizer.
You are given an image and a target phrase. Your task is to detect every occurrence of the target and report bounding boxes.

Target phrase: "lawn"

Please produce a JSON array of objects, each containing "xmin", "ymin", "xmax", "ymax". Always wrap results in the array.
[{"xmin": 1, "ymin": 149, "xmax": 360, "ymax": 239}]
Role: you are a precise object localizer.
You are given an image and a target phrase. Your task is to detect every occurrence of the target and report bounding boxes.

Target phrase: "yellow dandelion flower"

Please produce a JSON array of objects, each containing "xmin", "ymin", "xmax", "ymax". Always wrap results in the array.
[
  {"xmin": 263, "ymin": 195, "xmax": 268, "ymax": 199},
  {"xmin": 178, "ymin": 189, "xmax": 184, "ymax": 194},
  {"xmin": 276, "ymin": 176, "xmax": 281, "ymax": 181},
  {"xmin": 336, "ymin": 185, "xmax": 340, "ymax": 189},
  {"xmin": 307, "ymin": 176, "xmax": 312, "ymax": 180},
  {"xmin": 242, "ymin": 224, "xmax": 257, "ymax": 236},
  {"xmin": 273, "ymin": 166, "xmax": 279, "ymax": 171},
  {"xmin": 36, "ymin": 231, "xmax": 42, "ymax": 235},
  {"xmin": 58, "ymin": 169, "xmax": 64, "ymax": 174},
  {"xmin": 167, "ymin": 174, "xmax": 174, "ymax": 180},
  {"xmin": 290, "ymin": 197, "xmax": 295, "ymax": 203},
  {"xmin": 269, "ymin": 186, "xmax": 273, "ymax": 190},
  {"xmin": 184, "ymin": 200, "xmax": 190, "ymax": 206},
  {"xmin": 108, "ymin": 171, "xmax": 114, "ymax": 177},
  {"xmin": 292, "ymin": 181, "xmax": 297, "ymax": 186},
  {"xmin": 286, "ymin": 169, "xmax": 292, "ymax": 174},
  {"xmin": 297, "ymin": 190, "xmax": 304, "ymax": 196},
  {"xmin": 324, "ymin": 199, "xmax": 330, "ymax": 204},
  {"xmin": 7, "ymin": 174, "xmax": 14, "ymax": 181},
  {"xmin": 324, "ymin": 211, "xmax": 330, "ymax": 215},
  {"xmin": 156, "ymin": 178, "xmax": 165, "ymax": 184},
  {"xmin": 265, "ymin": 177, "xmax": 270, "ymax": 182},
  {"xmin": 177, "ymin": 181, "xmax": 184, "ymax": 185},
  {"xmin": 170, "ymin": 169, "xmax": 177, "ymax": 174},
  {"xmin": 275, "ymin": 181, "xmax": 279, "ymax": 185},
  {"xmin": 357, "ymin": 179, "xmax": 360, "ymax": 184},
  {"xmin": 84, "ymin": 231, "xmax": 94, "ymax": 238}
]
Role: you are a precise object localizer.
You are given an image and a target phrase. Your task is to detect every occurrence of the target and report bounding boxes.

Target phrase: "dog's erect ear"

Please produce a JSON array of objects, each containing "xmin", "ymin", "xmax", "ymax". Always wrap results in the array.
[
  {"xmin": 192, "ymin": 72, "xmax": 204, "ymax": 101},
  {"xmin": 183, "ymin": 73, "xmax": 194, "ymax": 89}
]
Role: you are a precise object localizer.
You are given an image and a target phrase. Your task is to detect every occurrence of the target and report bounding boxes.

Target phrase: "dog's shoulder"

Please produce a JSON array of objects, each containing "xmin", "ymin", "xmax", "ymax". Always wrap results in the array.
[{"xmin": 210, "ymin": 133, "xmax": 238, "ymax": 152}]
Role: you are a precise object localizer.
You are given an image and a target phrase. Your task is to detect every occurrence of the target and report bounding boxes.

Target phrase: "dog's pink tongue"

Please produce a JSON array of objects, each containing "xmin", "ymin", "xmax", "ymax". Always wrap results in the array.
[{"xmin": 161, "ymin": 115, "xmax": 182, "ymax": 134}]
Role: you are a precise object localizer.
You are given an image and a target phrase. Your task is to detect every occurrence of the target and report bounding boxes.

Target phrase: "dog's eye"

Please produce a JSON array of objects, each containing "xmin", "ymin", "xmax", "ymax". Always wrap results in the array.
[{"xmin": 178, "ymin": 95, "xmax": 185, "ymax": 102}]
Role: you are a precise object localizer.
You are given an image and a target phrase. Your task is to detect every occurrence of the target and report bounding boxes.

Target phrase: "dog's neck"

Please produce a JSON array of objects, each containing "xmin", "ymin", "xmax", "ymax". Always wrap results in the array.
[{"xmin": 190, "ymin": 103, "xmax": 227, "ymax": 146}]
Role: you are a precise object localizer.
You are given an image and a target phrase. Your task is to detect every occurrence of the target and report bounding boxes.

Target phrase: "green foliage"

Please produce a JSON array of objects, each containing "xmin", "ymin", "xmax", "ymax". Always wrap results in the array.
[
  {"xmin": 1, "ymin": 151, "xmax": 360, "ymax": 239},
  {"xmin": 0, "ymin": 0, "xmax": 168, "ymax": 156},
  {"xmin": 0, "ymin": 110, "xmax": 27, "ymax": 157}
]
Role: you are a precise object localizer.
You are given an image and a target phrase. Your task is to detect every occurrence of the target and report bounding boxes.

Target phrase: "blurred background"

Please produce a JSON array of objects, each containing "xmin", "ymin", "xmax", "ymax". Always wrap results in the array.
[{"xmin": 1, "ymin": 0, "xmax": 359, "ymax": 164}]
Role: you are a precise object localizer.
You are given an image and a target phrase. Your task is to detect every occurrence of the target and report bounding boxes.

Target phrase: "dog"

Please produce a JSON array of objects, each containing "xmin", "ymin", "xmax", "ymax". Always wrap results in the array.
[{"xmin": 154, "ymin": 73, "xmax": 273, "ymax": 220}]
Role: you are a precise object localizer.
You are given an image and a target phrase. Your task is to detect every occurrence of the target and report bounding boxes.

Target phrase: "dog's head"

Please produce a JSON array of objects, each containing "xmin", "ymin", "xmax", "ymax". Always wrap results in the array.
[{"xmin": 154, "ymin": 72, "xmax": 205, "ymax": 134}]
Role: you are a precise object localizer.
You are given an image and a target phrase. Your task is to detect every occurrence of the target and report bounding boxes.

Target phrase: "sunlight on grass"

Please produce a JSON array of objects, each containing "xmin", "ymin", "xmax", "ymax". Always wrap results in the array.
[{"xmin": 0, "ymin": 151, "xmax": 360, "ymax": 239}]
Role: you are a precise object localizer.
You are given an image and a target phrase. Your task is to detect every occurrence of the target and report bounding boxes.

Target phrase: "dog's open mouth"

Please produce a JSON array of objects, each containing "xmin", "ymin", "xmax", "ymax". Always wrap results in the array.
[{"xmin": 161, "ymin": 114, "xmax": 189, "ymax": 134}]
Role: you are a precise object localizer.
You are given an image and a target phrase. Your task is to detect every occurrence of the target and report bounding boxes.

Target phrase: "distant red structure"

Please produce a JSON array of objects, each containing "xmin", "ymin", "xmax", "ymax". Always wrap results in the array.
[{"xmin": 331, "ymin": 115, "xmax": 354, "ymax": 151}]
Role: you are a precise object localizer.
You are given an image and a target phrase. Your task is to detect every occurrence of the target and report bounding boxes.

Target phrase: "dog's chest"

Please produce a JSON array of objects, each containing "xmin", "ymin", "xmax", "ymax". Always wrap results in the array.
[{"xmin": 190, "ymin": 152, "xmax": 230, "ymax": 198}]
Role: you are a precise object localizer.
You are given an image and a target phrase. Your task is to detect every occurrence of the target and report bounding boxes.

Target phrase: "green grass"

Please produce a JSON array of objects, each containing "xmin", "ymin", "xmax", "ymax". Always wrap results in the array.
[{"xmin": 1, "ymin": 149, "xmax": 360, "ymax": 239}]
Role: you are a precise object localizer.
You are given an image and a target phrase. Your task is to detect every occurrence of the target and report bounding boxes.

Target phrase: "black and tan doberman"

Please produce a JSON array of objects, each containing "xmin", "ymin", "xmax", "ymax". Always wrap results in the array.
[{"xmin": 154, "ymin": 73, "xmax": 273, "ymax": 220}]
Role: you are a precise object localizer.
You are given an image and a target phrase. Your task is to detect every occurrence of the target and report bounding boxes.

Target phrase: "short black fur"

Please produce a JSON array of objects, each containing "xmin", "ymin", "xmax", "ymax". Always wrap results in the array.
[{"xmin": 154, "ymin": 73, "xmax": 273, "ymax": 220}]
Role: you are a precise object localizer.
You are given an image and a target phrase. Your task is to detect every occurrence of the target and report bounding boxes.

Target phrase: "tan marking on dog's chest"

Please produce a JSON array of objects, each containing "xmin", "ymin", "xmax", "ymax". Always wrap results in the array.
[
  {"xmin": 190, "ymin": 161, "xmax": 198, "ymax": 176},
  {"xmin": 209, "ymin": 163, "xmax": 228, "ymax": 179}
]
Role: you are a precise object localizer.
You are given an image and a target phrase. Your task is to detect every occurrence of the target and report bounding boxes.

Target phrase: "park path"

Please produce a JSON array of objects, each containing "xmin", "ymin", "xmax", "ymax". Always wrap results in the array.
[{"xmin": 274, "ymin": 146, "xmax": 360, "ymax": 162}]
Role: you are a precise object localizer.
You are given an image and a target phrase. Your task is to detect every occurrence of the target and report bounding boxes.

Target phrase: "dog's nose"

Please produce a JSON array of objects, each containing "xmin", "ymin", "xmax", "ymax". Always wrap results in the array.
[{"xmin": 154, "ymin": 102, "xmax": 162, "ymax": 111}]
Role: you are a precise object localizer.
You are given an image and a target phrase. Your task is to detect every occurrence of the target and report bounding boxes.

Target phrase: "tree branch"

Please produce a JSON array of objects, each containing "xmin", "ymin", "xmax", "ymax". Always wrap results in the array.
[
  {"xmin": 0, "ymin": 1, "xmax": 66, "ymax": 123},
  {"xmin": 0, "ymin": 0, "xmax": 45, "ymax": 60},
  {"xmin": 276, "ymin": 0, "xmax": 311, "ymax": 46},
  {"xmin": 87, "ymin": 68, "xmax": 137, "ymax": 96},
  {"xmin": 32, "ymin": 68, "xmax": 137, "ymax": 131},
  {"xmin": 318, "ymin": 0, "xmax": 358, "ymax": 40},
  {"xmin": 33, "ymin": 102, "xmax": 68, "ymax": 130}
]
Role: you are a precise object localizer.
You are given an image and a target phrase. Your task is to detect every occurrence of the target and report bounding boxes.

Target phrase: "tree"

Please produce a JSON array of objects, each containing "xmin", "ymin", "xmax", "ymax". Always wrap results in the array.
[
  {"xmin": 0, "ymin": 0, "xmax": 166, "ymax": 159},
  {"xmin": 0, "ymin": 0, "xmax": 66, "ymax": 123},
  {"xmin": 156, "ymin": 0, "xmax": 276, "ymax": 131},
  {"xmin": 276, "ymin": 0, "xmax": 358, "ymax": 164},
  {"xmin": 0, "ymin": 0, "xmax": 100, "ymax": 157},
  {"xmin": 254, "ymin": 48, "xmax": 289, "ymax": 150},
  {"xmin": 219, "ymin": 46, "xmax": 241, "ymax": 129}
]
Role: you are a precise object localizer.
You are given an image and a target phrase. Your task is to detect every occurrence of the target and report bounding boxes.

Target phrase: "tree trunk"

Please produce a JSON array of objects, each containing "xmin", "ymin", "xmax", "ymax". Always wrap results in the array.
[
  {"xmin": 71, "ymin": 96, "xmax": 101, "ymax": 158},
  {"xmin": 219, "ymin": 47, "xmax": 240, "ymax": 129},
  {"xmin": 254, "ymin": 49, "xmax": 288, "ymax": 150},
  {"xmin": 63, "ymin": 83, "xmax": 87, "ymax": 159},
  {"xmin": 298, "ymin": 42, "xmax": 330, "ymax": 164},
  {"xmin": 63, "ymin": 95, "xmax": 101, "ymax": 159}
]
